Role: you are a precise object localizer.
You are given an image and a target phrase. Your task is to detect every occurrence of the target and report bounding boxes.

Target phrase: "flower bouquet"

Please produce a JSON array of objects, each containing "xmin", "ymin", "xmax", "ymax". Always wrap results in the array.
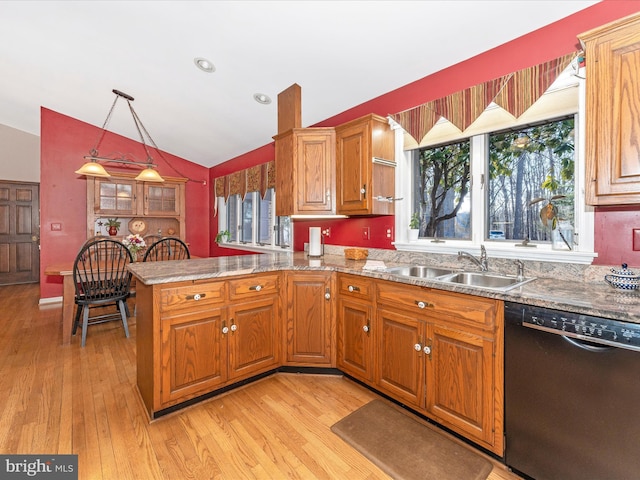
[{"xmin": 122, "ymin": 234, "xmax": 146, "ymax": 261}]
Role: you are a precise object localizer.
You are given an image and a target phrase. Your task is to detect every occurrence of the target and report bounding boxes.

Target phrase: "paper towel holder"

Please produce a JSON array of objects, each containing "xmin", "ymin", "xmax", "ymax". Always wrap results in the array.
[{"xmin": 308, "ymin": 226, "xmax": 325, "ymax": 258}]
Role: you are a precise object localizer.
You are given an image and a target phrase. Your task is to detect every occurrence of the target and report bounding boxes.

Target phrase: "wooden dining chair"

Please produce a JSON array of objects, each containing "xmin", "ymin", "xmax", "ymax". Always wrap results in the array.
[
  {"xmin": 72, "ymin": 238, "xmax": 132, "ymax": 347},
  {"xmin": 142, "ymin": 237, "xmax": 190, "ymax": 262}
]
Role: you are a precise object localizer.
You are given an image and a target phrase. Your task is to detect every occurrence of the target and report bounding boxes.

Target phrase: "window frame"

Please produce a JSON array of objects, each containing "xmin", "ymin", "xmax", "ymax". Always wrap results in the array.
[
  {"xmin": 393, "ymin": 69, "xmax": 595, "ymax": 265},
  {"xmin": 216, "ymin": 189, "xmax": 293, "ymax": 253}
]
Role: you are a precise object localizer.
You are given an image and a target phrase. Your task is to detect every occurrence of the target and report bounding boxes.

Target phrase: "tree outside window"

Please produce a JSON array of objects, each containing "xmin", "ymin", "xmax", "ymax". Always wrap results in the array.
[{"xmin": 488, "ymin": 117, "xmax": 574, "ymax": 242}]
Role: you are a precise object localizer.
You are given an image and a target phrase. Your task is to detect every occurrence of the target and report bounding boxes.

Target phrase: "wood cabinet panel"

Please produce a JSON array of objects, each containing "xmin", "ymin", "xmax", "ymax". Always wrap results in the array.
[
  {"xmin": 159, "ymin": 281, "xmax": 225, "ymax": 313},
  {"xmin": 580, "ymin": 13, "xmax": 640, "ymax": 204},
  {"xmin": 228, "ymin": 296, "xmax": 279, "ymax": 379},
  {"xmin": 284, "ymin": 272, "xmax": 334, "ymax": 365},
  {"xmin": 337, "ymin": 297, "xmax": 374, "ymax": 383},
  {"xmin": 375, "ymin": 307, "xmax": 425, "ymax": 408},
  {"xmin": 160, "ymin": 308, "xmax": 228, "ymax": 406},
  {"xmin": 426, "ymin": 323, "xmax": 495, "ymax": 447},
  {"xmin": 275, "ymin": 128, "xmax": 335, "ymax": 216},
  {"xmin": 336, "ymin": 114, "xmax": 395, "ymax": 215}
]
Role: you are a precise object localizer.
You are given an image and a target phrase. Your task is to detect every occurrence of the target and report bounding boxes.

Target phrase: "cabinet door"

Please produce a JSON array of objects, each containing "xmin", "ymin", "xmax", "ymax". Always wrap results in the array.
[
  {"xmin": 285, "ymin": 272, "xmax": 334, "ymax": 365},
  {"xmin": 94, "ymin": 177, "xmax": 137, "ymax": 215},
  {"xmin": 581, "ymin": 14, "xmax": 640, "ymax": 204},
  {"xmin": 425, "ymin": 321, "xmax": 496, "ymax": 449},
  {"xmin": 336, "ymin": 121, "xmax": 369, "ymax": 214},
  {"xmin": 160, "ymin": 308, "xmax": 228, "ymax": 407},
  {"xmin": 375, "ymin": 307, "xmax": 425, "ymax": 408},
  {"xmin": 336, "ymin": 297, "xmax": 374, "ymax": 382},
  {"xmin": 275, "ymin": 128, "xmax": 335, "ymax": 216},
  {"xmin": 228, "ymin": 295, "xmax": 279, "ymax": 379},
  {"xmin": 144, "ymin": 182, "xmax": 181, "ymax": 216}
]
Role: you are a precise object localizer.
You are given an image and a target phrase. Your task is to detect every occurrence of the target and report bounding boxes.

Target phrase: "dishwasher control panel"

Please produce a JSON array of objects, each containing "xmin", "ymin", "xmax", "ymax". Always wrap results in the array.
[{"xmin": 505, "ymin": 302, "xmax": 640, "ymax": 351}]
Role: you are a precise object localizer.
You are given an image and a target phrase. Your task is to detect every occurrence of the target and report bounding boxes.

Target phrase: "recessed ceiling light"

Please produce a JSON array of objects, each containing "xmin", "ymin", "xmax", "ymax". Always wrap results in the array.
[
  {"xmin": 253, "ymin": 93, "xmax": 272, "ymax": 105},
  {"xmin": 194, "ymin": 57, "xmax": 215, "ymax": 73}
]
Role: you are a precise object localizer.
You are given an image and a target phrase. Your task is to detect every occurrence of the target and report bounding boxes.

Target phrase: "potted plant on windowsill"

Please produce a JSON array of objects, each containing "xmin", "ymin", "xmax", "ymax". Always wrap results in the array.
[
  {"xmin": 215, "ymin": 230, "xmax": 230, "ymax": 244},
  {"xmin": 408, "ymin": 213, "xmax": 420, "ymax": 241}
]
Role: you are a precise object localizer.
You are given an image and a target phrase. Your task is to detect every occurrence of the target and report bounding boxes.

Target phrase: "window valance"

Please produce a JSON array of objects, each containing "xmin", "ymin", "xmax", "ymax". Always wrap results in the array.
[
  {"xmin": 213, "ymin": 160, "xmax": 276, "ymax": 215},
  {"xmin": 390, "ymin": 52, "xmax": 577, "ymax": 145}
]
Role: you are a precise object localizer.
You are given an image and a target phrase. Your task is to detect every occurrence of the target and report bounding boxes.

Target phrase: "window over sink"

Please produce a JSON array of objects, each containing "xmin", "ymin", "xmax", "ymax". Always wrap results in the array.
[{"xmin": 394, "ymin": 63, "xmax": 595, "ymax": 264}]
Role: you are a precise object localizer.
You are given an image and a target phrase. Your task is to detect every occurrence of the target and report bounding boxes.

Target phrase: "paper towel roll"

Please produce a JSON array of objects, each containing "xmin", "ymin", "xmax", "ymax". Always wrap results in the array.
[{"xmin": 309, "ymin": 227, "xmax": 322, "ymax": 256}]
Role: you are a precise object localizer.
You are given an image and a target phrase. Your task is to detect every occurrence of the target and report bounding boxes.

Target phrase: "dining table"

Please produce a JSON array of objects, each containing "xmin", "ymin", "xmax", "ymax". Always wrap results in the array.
[{"xmin": 44, "ymin": 262, "xmax": 79, "ymax": 345}]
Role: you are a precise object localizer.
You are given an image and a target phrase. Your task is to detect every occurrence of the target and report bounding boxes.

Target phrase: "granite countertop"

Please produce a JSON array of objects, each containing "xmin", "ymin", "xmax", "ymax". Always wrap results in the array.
[{"xmin": 128, "ymin": 252, "xmax": 640, "ymax": 324}]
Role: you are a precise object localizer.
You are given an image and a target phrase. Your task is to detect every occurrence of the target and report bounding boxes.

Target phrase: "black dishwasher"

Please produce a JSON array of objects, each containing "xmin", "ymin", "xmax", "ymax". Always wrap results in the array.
[{"xmin": 504, "ymin": 301, "xmax": 640, "ymax": 480}]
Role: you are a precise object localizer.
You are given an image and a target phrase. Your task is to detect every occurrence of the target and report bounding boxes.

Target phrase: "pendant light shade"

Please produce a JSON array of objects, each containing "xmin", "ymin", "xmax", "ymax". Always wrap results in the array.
[
  {"xmin": 135, "ymin": 166, "xmax": 165, "ymax": 182},
  {"xmin": 75, "ymin": 160, "xmax": 111, "ymax": 178}
]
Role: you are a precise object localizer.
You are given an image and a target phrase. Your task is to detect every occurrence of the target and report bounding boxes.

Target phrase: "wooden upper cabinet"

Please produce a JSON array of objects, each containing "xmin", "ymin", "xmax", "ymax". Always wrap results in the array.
[
  {"xmin": 579, "ymin": 13, "xmax": 640, "ymax": 205},
  {"xmin": 336, "ymin": 114, "xmax": 395, "ymax": 215},
  {"xmin": 274, "ymin": 127, "xmax": 336, "ymax": 216},
  {"xmin": 87, "ymin": 173, "xmax": 186, "ymax": 239}
]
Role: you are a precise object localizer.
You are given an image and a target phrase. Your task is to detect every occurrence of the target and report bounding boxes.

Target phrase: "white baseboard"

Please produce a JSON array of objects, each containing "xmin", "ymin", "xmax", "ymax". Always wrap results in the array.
[{"xmin": 39, "ymin": 296, "xmax": 62, "ymax": 305}]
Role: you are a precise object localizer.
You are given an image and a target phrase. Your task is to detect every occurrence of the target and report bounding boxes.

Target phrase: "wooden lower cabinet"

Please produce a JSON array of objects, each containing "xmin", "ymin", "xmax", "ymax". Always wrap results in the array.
[
  {"xmin": 336, "ymin": 274, "xmax": 374, "ymax": 383},
  {"xmin": 375, "ymin": 307, "xmax": 426, "ymax": 408},
  {"xmin": 426, "ymin": 320, "xmax": 501, "ymax": 452},
  {"xmin": 160, "ymin": 307, "xmax": 228, "ymax": 406},
  {"xmin": 137, "ymin": 273, "xmax": 281, "ymax": 417},
  {"xmin": 284, "ymin": 271, "xmax": 334, "ymax": 365},
  {"xmin": 137, "ymin": 269, "xmax": 503, "ymax": 455},
  {"xmin": 372, "ymin": 279, "xmax": 504, "ymax": 456}
]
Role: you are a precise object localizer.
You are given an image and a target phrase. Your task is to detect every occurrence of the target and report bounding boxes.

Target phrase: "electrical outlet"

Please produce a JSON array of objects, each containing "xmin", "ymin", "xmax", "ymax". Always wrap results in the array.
[
  {"xmin": 386, "ymin": 227, "xmax": 394, "ymax": 239},
  {"xmin": 322, "ymin": 228, "xmax": 331, "ymax": 237},
  {"xmin": 51, "ymin": 223, "xmax": 62, "ymax": 231},
  {"xmin": 362, "ymin": 227, "xmax": 370, "ymax": 240}
]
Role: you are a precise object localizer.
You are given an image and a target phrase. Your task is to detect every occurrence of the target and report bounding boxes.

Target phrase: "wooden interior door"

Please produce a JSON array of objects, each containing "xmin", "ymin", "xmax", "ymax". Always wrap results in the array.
[{"xmin": 0, "ymin": 181, "xmax": 40, "ymax": 285}]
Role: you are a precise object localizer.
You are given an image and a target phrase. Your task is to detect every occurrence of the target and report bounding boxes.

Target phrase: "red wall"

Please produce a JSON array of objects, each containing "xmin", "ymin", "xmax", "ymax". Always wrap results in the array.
[
  {"xmin": 40, "ymin": 108, "xmax": 210, "ymax": 299},
  {"xmin": 211, "ymin": 1, "xmax": 640, "ymax": 263}
]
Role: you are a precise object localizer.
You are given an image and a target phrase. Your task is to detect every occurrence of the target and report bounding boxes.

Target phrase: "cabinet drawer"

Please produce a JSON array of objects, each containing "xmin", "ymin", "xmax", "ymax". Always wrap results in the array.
[
  {"xmin": 376, "ymin": 280, "xmax": 496, "ymax": 328},
  {"xmin": 159, "ymin": 282, "xmax": 225, "ymax": 312},
  {"xmin": 338, "ymin": 274, "xmax": 373, "ymax": 299},
  {"xmin": 228, "ymin": 274, "xmax": 279, "ymax": 300}
]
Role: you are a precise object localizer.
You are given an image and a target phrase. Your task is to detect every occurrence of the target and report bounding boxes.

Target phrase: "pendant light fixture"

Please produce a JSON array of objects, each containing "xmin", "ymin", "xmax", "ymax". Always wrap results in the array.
[{"xmin": 75, "ymin": 89, "xmax": 165, "ymax": 182}]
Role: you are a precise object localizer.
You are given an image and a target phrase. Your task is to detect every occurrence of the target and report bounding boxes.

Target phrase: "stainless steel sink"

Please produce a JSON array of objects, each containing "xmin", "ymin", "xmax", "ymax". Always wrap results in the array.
[
  {"xmin": 385, "ymin": 265, "xmax": 456, "ymax": 279},
  {"xmin": 437, "ymin": 271, "xmax": 535, "ymax": 291}
]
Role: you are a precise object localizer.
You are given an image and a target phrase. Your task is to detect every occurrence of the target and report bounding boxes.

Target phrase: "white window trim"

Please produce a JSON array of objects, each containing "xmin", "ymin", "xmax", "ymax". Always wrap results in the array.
[{"xmin": 393, "ymin": 69, "xmax": 596, "ymax": 265}]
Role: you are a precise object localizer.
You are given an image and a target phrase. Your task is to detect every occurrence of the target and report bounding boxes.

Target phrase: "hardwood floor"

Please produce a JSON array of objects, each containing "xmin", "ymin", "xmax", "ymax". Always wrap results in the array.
[{"xmin": 0, "ymin": 283, "xmax": 521, "ymax": 479}]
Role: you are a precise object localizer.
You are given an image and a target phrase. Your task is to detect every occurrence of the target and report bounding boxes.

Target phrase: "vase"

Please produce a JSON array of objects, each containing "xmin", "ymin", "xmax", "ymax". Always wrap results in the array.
[
  {"xmin": 108, "ymin": 226, "xmax": 118, "ymax": 236},
  {"xmin": 130, "ymin": 251, "xmax": 139, "ymax": 262}
]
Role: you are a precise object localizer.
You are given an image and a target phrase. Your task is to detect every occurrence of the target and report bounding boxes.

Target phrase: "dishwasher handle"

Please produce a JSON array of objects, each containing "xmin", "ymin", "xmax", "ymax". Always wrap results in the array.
[{"xmin": 562, "ymin": 335, "xmax": 613, "ymax": 352}]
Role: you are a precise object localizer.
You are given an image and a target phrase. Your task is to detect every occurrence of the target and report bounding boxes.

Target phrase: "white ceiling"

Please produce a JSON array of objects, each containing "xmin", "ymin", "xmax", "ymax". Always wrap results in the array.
[{"xmin": 0, "ymin": 1, "xmax": 598, "ymax": 168}]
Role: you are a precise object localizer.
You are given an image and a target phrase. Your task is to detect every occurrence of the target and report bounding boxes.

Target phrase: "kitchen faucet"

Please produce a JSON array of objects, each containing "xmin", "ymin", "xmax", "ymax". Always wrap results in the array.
[{"xmin": 458, "ymin": 245, "xmax": 488, "ymax": 272}]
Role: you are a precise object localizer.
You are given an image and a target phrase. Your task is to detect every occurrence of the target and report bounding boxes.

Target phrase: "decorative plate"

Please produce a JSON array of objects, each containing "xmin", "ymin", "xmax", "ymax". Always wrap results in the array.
[{"xmin": 128, "ymin": 218, "xmax": 148, "ymax": 236}]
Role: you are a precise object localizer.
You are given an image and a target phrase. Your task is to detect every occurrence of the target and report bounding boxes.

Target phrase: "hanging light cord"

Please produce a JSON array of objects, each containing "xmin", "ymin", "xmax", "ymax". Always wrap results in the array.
[{"xmin": 90, "ymin": 89, "xmax": 206, "ymax": 185}]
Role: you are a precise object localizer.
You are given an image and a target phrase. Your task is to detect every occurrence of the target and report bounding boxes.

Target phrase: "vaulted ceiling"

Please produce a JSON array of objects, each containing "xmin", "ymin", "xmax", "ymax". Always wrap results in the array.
[{"xmin": 0, "ymin": 1, "xmax": 598, "ymax": 168}]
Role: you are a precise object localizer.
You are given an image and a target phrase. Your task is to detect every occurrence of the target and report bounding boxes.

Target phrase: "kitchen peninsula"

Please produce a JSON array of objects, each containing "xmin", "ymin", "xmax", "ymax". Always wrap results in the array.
[{"xmin": 129, "ymin": 251, "xmax": 640, "ymax": 457}]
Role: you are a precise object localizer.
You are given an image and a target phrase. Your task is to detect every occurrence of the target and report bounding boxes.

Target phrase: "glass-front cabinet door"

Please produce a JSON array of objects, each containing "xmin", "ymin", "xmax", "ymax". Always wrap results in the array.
[
  {"xmin": 94, "ymin": 178, "xmax": 136, "ymax": 215},
  {"xmin": 144, "ymin": 183, "xmax": 181, "ymax": 216}
]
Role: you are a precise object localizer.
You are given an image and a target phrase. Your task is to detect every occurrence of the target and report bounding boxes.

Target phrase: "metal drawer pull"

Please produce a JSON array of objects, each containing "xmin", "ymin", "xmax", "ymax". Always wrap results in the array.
[
  {"xmin": 186, "ymin": 293, "xmax": 207, "ymax": 301},
  {"xmin": 415, "ymin": 300, "xmax": 432, "ymax": 309},
  {"xmin": 249, "ymin": 285, "xmax": 262, "ymax": 291},
  {"xmin": 348, "ymin": 285, "xmax": 360, "ymax": 292}
]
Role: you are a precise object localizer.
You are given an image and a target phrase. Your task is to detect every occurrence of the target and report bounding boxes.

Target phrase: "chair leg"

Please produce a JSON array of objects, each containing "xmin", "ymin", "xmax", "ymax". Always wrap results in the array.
[
  {"xmin": 72, "ymin": 304, "xmax": 82, "ymax": 335},
  {"xmin": 81, "ymin": 306, "xmax": 90, "ymax": 347},
  {"xmin": 118, "ymin": 299, "xmax": 130, "ymax": 338}
]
